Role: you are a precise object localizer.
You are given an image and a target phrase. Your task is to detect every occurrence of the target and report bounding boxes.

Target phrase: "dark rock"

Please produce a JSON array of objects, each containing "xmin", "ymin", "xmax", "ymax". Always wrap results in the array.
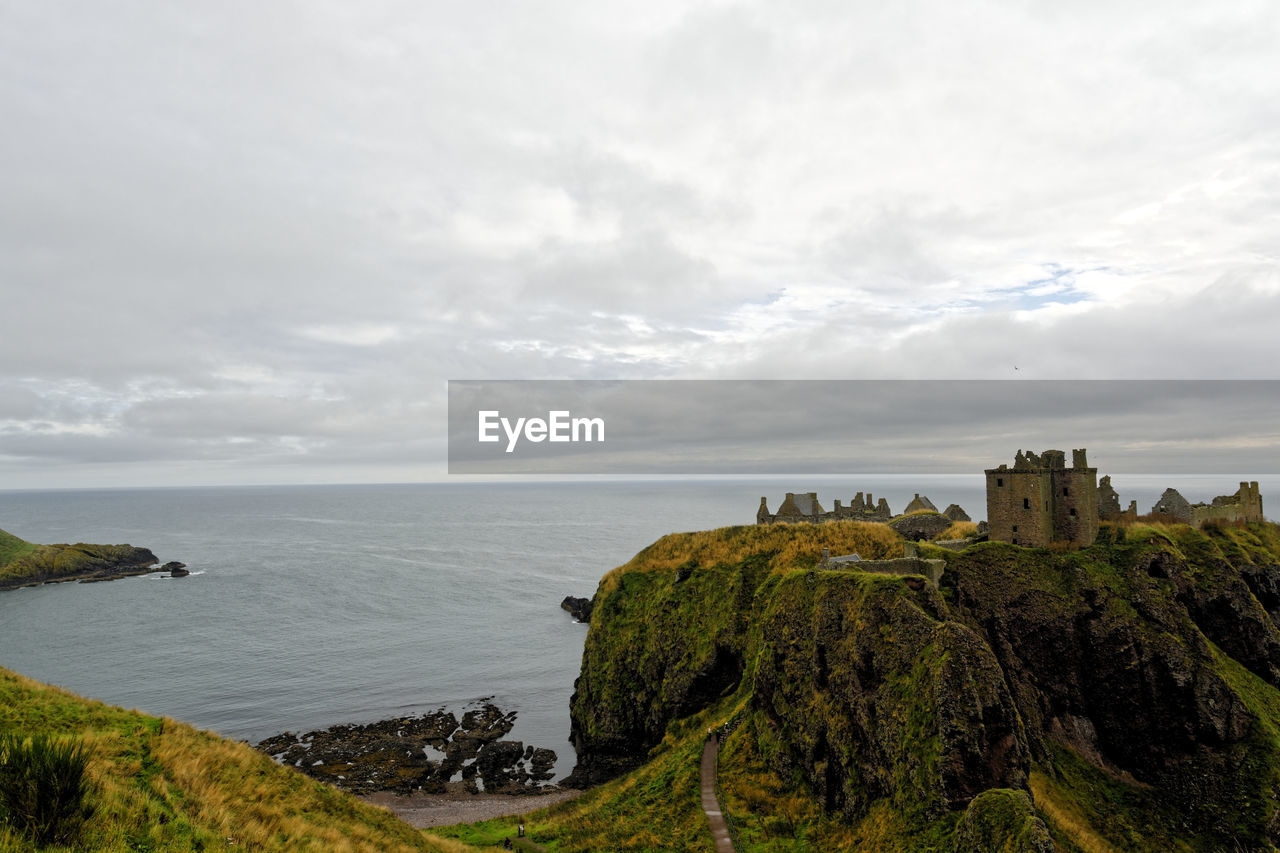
[
  {"xmin": 528, "ymin": 747, "xmax": 557, "ymax": 783},
  {"xmin": 561, "ymin": 595, "xmax": 593, "ymax": 623},
  {"xmin": 475, "ymin": 740, "xmax": 528, "ymax": 793},
  {"xmin": 163, "ymin": 562, "xmax": 190, "ymax": 577},
  {"xmin": 255, "ymin": 702, "xmax": 555, "ymax": 796}
]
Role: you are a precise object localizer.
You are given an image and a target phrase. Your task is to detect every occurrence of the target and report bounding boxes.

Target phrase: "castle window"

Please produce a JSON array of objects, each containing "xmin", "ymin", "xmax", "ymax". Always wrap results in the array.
[
  {"xmin": 1063, "ymin": 487, "xmax": 1069, "ymax": 496},
  {"xmin": 997, "ymin": 478, "xmax": 1004, "ymax": 487},
  {"xmin": 1012, "ymin": 525, "xmax": 1018, "ymax": 532},
  {"xmin": 1070, "ymin": 508, "xmax": 1077, "ymax": 516},
  {"xmin": 1023, "ymin": 498, "xmax": 1030, "ymax": 509}
]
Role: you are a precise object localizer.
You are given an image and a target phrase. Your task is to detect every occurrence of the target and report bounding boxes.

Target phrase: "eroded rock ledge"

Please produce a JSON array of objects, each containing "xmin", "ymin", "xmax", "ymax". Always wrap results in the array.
[{"xmin": 256, "ymin": 702, "xmax": 558, "ymax": 796}]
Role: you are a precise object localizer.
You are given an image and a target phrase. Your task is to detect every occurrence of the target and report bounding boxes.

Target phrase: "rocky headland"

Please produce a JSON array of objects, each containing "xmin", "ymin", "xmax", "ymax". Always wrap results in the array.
[
  {"xmin": 0, "ymin": 526, "xmax": 186, "ymax": 590},
  {"xmin": 561, "ymin": 518, "xmax": 1280, "ymax": 850}
]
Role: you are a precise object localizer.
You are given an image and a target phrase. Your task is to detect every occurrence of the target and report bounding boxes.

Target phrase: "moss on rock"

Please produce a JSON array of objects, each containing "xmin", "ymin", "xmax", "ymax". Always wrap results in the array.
[{"xmin": 567, "ymin": 519, "xmax": 1280, "ymax": 849}]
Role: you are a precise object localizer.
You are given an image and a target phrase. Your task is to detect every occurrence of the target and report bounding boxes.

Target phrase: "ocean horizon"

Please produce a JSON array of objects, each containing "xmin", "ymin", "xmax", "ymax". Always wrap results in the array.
[{"xmin": 2, "ymin": 474, "xmax": 1273, "ymax": 780}]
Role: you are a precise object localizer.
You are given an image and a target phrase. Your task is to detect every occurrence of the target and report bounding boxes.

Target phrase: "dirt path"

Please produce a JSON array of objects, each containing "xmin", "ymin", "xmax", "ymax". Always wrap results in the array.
[
  {"xmin": 700, "ymin": 736, "xmax": 737, "ymax": 853},
  {"xmin": 362, "ymin": 787, "xmax": 583, "ymax": 829}
]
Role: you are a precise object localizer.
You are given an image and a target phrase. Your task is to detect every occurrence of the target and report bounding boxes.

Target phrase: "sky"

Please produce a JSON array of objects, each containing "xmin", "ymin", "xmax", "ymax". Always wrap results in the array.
[{"xmin": 2, "ymin": 1, "xmax": 1279, "ymax": 488}]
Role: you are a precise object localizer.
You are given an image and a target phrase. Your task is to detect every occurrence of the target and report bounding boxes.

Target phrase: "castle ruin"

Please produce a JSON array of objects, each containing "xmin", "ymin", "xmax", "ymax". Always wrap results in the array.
[
  {"xmin": 1097, "ymin": 475, "xmax": 1138, "ymax": 522},
  {"xmin": 753, "ymin": 449, "xmax": 1265, "ymax": 549},
  {"xmin": 1150, "ymin": 482, "xmax": 1263, "ymax": 526},
  {"xmin": 758, "ymin": 491, "xmax": 894, "ymax": 525},
  {"xmin": 985, "ymin": 449, "xmax": 1099, "ymax": 547}
]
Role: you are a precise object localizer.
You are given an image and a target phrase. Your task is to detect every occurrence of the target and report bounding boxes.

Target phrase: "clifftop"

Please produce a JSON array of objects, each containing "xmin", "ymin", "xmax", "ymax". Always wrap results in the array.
[{"xmin": 563, "ymin": 518, "xmax": 1280, "ymax": 850}]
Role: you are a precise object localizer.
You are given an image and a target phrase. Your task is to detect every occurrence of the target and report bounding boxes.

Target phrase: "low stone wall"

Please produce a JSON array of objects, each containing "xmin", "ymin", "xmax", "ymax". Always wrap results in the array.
[{"xmin": 827, "ymin": 556, "xmax": 945, "ymax": 587}]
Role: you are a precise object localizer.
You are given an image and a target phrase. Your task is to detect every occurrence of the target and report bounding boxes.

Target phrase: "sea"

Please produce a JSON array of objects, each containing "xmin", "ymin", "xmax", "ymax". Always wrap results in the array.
[{"xmin": 0, "ymin": 474, "xmax": 1273, "ymax": 780}]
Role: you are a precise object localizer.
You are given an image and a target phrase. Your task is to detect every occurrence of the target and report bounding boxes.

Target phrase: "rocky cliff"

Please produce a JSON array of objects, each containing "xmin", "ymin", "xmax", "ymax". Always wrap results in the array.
[{"xmin": 566, "ymin": 519, "xmax": 1280, "ymax": 850}]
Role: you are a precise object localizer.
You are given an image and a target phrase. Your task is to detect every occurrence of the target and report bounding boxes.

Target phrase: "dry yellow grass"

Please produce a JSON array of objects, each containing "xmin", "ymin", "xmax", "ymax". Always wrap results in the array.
[
  {"xmin": 937, "ymin": 521, "xmax": 978, "ymax": 540},
  {"xmin": 0, "ymin": 665, "xmax": 466, "ymax": 853},
  {"xmin": 601, "ymin": 521, "xmax": 904, "ymax": 593}
]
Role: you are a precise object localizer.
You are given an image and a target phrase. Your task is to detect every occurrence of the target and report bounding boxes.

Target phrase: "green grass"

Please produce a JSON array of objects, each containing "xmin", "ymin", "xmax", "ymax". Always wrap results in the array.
[
  {"xmin": 0, "ymin": 666, "xmax": 468, "ymax": 852},
  {"xmin": 0, "ymin": 733, "xmax": 92, "ymax": 846},
  {"xmin": 437, "ymin": 701, "xmax": 732, "ymax": 852},
  {"xmin": 0, "ymin": 530, "xmax": 36, "ymax": 571}
]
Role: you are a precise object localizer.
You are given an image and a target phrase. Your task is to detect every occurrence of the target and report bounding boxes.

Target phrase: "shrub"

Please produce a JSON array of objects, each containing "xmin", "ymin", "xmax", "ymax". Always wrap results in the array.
[
  {"xmin": 935, "ymin": 521, "xmax": 978, "ymax": 541},
  {"xmin": 0, "ymin": 733, "xmax": 92, "ymax": 845}
]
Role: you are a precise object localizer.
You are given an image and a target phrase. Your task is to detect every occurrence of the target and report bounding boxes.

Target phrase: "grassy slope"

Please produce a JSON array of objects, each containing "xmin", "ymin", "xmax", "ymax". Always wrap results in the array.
[
  {"xmin": 0, "ymin": 667, "xmax": 472, "ymax": 853},
  {"xmin": 0, "ymin": 529, "xmax": 37, "ymax": 571},
  {"xmin": 442, "ymin": 520, "xmax": 1280, "ymax": 853},
  {"xmin": 438, "ymin": 713, "xmax": 716, "ymax": 852}
]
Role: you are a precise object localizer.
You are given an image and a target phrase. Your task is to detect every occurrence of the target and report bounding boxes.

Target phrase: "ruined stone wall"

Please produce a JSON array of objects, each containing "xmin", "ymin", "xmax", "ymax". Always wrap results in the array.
[
  {"xmin": 1051, "ymin": 465, "xmax": 1099, "ymax": 546},
  {"xmin": 1189, "ymin": 481, "xmax": 1264, "ymax": 527},
  {"xmin": 985, "ymin": 448, "xmax": 1098, "ymax": 547},
  {"xmin": 758, "ymin": 490, "xmax": 895, "ymax": 525},
  {"xmin": 1152, "ymin": 488, "xmax": 1193, "ymax": 522},
  {"xmin": 1098, "ymin": 475, "xmax": 1123, "ymax": 520},
  {"xmin": 1147, "ymin": 482, "xmax": 1264, "ymax": 528},
  {"xmin": 986, "ymin": 467, "xmax": 1053, "ymax": 546}
]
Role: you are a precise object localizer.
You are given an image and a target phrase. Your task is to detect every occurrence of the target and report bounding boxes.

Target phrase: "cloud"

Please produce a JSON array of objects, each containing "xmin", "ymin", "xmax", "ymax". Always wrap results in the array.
[{"xmin": 2, "ymin": 1, "xmax": 1279, "ymax": 485}]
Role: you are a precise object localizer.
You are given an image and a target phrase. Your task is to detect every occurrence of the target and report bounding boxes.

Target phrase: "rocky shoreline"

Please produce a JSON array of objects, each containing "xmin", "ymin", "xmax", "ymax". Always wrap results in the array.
[
  {"xmin": 255, "ymin": 702, "xmax": 560, "ymax": 797},
  {"xmin": 0, "ymin": 542, "xmax": 188, "ymax": 591}
]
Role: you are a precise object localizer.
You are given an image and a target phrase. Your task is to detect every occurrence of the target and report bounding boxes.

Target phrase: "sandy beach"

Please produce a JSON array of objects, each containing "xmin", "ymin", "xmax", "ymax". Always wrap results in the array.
[{"xmin": 362, "ymin": 787, "xmax": 584, "ymax": 829}]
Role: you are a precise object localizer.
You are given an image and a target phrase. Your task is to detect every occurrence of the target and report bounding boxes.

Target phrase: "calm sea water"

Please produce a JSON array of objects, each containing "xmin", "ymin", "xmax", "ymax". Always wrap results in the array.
[{"xmin": 0, "ymin": 475, "xmax": 1272, "ymax": 777}]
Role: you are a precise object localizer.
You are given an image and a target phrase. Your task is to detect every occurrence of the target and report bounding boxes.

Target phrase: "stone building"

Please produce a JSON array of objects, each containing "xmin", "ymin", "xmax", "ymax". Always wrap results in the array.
[
  {"xmin": 1151, "ymin": 487, "xmax": 1191, "ymax": 521},
  {"xmin": 903, "ymin": 494, "xmax": 938, "ymax": 514},
  {"xmin": 1097, "ymin": 475, "xmax": 1138, "ymax": 522},
  {"xmin": 985, "ymin": 449, "xmax": 1099, "ymax": 547},
  {"xmin": 757, "ymin": 491, "xmax": 894, "ymax": 524},
  {"xmin": 1151, "ymin": 482, "xmax": 1263, "ymax": 527}
]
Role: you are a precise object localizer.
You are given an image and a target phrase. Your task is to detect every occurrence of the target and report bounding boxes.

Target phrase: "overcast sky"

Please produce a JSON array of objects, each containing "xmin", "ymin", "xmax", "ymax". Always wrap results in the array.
[{"xmin": 3, "ymin": 2, "xmax": 1279, "ymax": 488}]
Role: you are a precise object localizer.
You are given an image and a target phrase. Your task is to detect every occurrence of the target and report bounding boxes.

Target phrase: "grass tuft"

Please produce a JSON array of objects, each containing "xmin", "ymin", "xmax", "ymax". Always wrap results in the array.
[{"xmin": 0, "ymin": 733, "xmax": 92, "ymax": 846}]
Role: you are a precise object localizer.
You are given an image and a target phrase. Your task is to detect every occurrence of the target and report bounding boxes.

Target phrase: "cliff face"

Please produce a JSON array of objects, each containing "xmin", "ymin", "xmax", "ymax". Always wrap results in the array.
[
  {"xmin": 567, "ymin": 520, "xmax": 1280, "ymax": 849},
  {"xmin": 752, "ymin": 572, "xmax": 1029, "ymax": 820}
]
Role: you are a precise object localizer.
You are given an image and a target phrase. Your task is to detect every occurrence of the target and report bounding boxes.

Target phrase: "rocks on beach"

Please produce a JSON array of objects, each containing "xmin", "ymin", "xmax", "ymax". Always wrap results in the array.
[{"xmin": 255, "ymin": 702, "xmax": 558, "ymax": 797}]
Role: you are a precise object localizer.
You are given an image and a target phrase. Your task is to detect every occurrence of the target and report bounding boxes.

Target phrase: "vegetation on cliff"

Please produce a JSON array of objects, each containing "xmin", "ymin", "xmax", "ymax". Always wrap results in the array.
[
  {"xmin": 0, "ymin": 527, "xmax": 165, "ymax": 590},
  {"xmin": 550, "ymin": 518, "xmax": 1280, "ymax": 851},
  {"xmin": 0, "ymin": 667, "xmax": 469, "ymax": 852},
  {"xmin": 0, "ymin": 530, "xmax": 37, "ymax": 573}
]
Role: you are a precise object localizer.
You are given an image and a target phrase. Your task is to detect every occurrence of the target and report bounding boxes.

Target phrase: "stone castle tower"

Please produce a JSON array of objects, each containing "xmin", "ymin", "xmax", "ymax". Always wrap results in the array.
[{"xmin": 985, "ymin": 448, "xmax": 1099, "ymax": 547}]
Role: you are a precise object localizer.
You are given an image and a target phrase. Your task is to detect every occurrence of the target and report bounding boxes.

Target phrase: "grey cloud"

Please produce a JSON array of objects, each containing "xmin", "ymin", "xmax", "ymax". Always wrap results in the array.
[{"xmin": 3, "ymin": 3, "xmax": 1280, "ymax": 486}]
